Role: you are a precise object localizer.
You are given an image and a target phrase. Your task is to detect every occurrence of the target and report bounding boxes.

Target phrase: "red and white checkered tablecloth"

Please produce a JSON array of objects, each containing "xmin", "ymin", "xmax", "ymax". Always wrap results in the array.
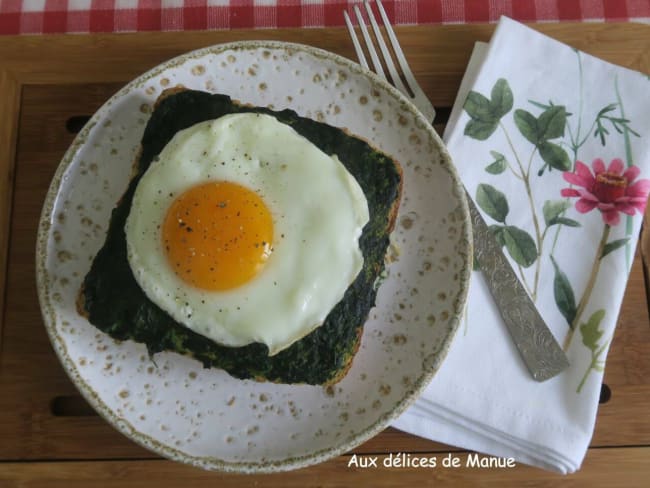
[{"xmin": 1, "ymin": 0, "xmax": 649, "ymax": 35}]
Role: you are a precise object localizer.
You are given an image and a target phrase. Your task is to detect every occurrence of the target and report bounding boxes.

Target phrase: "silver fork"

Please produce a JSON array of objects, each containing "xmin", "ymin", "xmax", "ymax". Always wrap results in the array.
[
  {"xmin": 343, "ymin": 0, "xmax": 435, "ymax": 122},
  {"xmin": 344, "ymin": 0, "xmax": 570, "ymax": 382}
]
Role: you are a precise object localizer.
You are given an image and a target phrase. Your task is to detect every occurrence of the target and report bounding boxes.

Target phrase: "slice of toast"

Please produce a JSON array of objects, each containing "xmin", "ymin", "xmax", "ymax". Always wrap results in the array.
[{"xmin": 78, "ymin": 88, "xmax": 402, "ymax": 385}]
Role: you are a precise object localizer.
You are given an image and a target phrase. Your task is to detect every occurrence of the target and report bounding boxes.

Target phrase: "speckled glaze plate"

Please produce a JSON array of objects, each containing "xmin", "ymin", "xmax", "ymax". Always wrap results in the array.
[{"xmin": 36, "ymin": 41, "xmax": 471, "ymax": 473}]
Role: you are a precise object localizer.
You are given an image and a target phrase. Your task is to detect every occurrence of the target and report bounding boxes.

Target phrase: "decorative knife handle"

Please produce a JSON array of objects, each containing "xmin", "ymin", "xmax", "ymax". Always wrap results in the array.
[{"xmin": 466, "ymin": 192, "xmax": 570, "ymax": 382}]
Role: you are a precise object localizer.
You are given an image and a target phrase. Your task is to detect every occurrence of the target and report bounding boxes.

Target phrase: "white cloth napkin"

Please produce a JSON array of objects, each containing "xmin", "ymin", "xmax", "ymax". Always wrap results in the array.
[{"xmin": 392, "ymin": 17, "xmax": 650, "ymax": 474}]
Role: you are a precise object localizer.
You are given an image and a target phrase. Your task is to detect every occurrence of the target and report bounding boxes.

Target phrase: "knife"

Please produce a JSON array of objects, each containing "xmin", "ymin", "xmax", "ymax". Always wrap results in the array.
[{"xmin": 467, "ymin": 192, "xmax": 570, "ymax": 382}]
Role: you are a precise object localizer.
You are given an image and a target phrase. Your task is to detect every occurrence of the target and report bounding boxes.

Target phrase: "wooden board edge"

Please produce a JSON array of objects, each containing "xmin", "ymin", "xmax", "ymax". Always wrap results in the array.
[
  {"xmin": 0, "ymin": 23, "xmax": 647, "ymax": 84},
  {"xmin": 642, "ymin": 212, "xmax": 650, "ymax": 308},
  {"xmin": 0, "ymin": 69, "xmax": 21, "ymax": 356},
  {"xmin": 0, "ymin": 446, "xmax": 648, "ymax": 486}
]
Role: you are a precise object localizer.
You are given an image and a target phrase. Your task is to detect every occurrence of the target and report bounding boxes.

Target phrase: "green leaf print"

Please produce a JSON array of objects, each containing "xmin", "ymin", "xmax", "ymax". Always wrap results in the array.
[
  {"xmin": 543, "ymin": 200, "xmax": 571, "ymax": 226},
  {"xmin": 550, "ymin": 217, "xmax": 581, "ymax": 228},
  {"xmin": 537, "ymin": 105, "xmax": 567, "ymax": 140},
  {"xmin": 502, "ymin": 226, "xmax": 537, "ymax": 268},
  {"xmin": 465, "ymin": 119, "xmax": 499, "ymax": 140},
  {"xmin": 476, "ymin": 184, "xmax": 509, "ymax": 223},
  {"xmin": 490, "ymin": 78, "xmax": 514, "ymax": 118},
  {"xmin": 577, "ymin": 309, "xmax": 610, "ymax": 394},
  {"xmin": 538, "ymin": 141, "xmax": 571, "ymax": 171},
  {"xmin": 464, "ymin": 91, "xmax": 494, "ymax": 121},
  {"xmin": 463, "ymin": 79, "xmax": 513, "ymax": 141},
  {"xmin": 488, "ymin": 224, "xmax": 507, "ymax": 247},
  {"xmin": 513, "ymin": 109, "xmax": 539, "ymax": 144},
  {"xmin": 473, "ymin": 254, "xmax": 481, "ymax": 271},
  {"xmin": 580, "ymin": 309, "xmax": 606, "ymax": 350},
  {"xmin": 485, "ymin": 151, "xmax": 508, "ymax": 174},
  {"xmin": 593, "ymin": 103, "xmax": 641, "ymax": 146},
  {"xmin": 601, "ymin": 237, "xmax": 631, "ymax": 259},
  {"xmin": 528, "ymin": 99, "xmax": 573, "ymax": 118},
  {"xmin": 551, "ymin": 256, "xmax": 577, "ymax": 327},
  {"xmin": 514, "ymin": 106, "xmax": 567, "ymax": 153},
  {"xmin": 544, "ymin": 197, "xmax": 581, "ymax": 228},
  {"xmin": 528, "ymin": 99, "xmax": 552, "ymax": 110}
]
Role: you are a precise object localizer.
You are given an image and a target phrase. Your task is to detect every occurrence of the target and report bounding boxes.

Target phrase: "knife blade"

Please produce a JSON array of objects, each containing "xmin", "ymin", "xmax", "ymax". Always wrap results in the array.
[{"xmin": 466, "ymin": 192, "xmax": 570, "ymax": 382}]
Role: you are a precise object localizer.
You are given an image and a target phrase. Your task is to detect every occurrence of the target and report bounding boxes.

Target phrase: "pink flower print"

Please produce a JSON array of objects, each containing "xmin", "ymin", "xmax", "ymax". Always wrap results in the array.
[{"xmin": 561, "ymin": 158, "xmax": 650, "ymax": 226}]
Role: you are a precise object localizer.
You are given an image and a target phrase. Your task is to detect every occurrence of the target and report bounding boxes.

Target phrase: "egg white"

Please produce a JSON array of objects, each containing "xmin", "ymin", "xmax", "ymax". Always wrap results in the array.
[{"xmin": 125, "ymin": 113, "xmax": 369, "ymax": 355}]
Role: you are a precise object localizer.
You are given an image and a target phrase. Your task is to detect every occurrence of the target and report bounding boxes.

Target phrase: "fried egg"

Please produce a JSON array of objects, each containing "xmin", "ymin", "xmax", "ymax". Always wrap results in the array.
[{"xmin": 124, "ymin": 113, "xmax": 369, "ymax": 355}]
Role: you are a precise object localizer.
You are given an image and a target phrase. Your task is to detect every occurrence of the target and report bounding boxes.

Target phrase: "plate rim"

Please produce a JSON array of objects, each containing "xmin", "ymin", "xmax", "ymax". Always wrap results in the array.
[{"xmin": 35, "ymin": 39, "xmax": 472, "ymax": 473}]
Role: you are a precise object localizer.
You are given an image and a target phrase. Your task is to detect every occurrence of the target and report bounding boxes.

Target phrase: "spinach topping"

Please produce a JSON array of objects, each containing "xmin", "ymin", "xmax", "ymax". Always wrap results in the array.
[{"xmin": 82, "ymin": 90, "xmax": 401, "ymax": 384}]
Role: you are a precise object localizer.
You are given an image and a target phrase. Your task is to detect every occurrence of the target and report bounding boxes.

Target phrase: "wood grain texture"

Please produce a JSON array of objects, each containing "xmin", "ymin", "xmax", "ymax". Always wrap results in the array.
[
  {"xmin": 0, "ymin": 23, "xmax": 649, "ymax": 99},
  {"xmin": 0, "ymin": 23, "xmax": 649, "ymax": 483},
  {"xmin": 642, "ymin": 211, "xmax": 650, "ymax": 305},
  {"xmin": 0, "ymin": 69, "xmax": 20, "ymax": 354},
  {"xmin": 0, "ymin": 447, "xmax": 648, "ymax": 487}
]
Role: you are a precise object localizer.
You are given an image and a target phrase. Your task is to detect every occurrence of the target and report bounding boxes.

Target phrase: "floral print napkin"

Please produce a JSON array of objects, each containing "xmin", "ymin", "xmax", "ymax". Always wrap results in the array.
[{"xmin": 392, "ymin": 17, "xmax": 650, "ymax": 473}]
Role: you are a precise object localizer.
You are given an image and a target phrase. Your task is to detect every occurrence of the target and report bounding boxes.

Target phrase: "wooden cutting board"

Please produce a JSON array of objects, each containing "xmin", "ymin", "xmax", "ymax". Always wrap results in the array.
[{"xmin": 1, "ymin": 23, "xmax": 649, "ymax": 486}]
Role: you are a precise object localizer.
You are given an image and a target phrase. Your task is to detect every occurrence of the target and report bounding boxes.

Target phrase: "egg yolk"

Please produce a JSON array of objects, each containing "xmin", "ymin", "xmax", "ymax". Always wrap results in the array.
[{"xmin": 162, "ymin": 181, "xmax": 274, "ymax": 291}]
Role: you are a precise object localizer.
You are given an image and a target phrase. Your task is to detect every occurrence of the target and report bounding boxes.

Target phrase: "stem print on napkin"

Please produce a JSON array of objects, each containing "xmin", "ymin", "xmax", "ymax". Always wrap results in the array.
[{"xmin": 461, "ymin": 51, "xmax": 650, "ymax": 393}]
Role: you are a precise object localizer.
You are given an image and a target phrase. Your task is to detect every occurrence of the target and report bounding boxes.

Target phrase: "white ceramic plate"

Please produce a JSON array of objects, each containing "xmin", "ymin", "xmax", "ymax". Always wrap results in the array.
[{"xmin": 36, "ymin": 41, "xmax": 471, "ymax": 473}]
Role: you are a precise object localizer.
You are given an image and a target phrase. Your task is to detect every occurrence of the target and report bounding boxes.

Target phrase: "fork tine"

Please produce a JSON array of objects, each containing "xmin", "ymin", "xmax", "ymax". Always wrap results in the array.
[
  {"xmin": 344, "ymin": 0, "xmax": 436, "ymax": 122},
  {"xmin": 375, "ymin": 0, "xmax": 420, "ymax": 98},
  {"xmin": 363, "ymin": 0, "xmax": 409, "ymax": 96},
  {"xmin": 352, "ymin": 4, "xmax": 386, "ymax": 80},
  {"xmin": 343, "ymin": 10, "xmax": 369, "ymax": 69}
]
